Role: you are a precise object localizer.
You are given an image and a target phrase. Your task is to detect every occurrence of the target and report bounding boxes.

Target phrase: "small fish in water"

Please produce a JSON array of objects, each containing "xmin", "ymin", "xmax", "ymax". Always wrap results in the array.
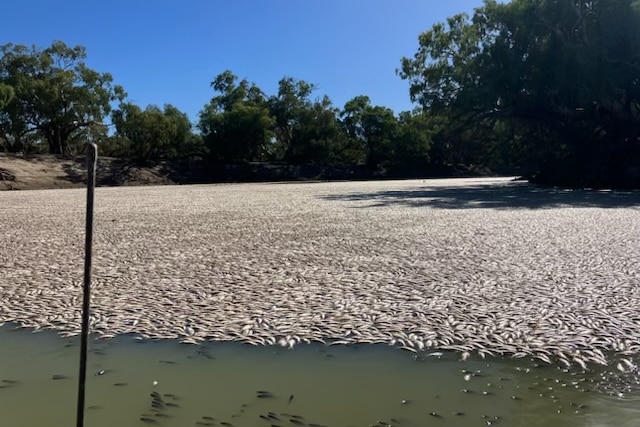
[
  {"xmin": 95, "ymin": 370, "xmax": 106, "ymax": 376},
  {"xmin": 140, "ymin": 417, "xmax": 158, "ymax": 424},
  {"xmin": 202, "ymin": 416, "xmax": 215, "ymax": 420},
  {"xmin": 52, "ymin": 374, "xmax": 68, "ymax": 380},
  {"xmin": 165, "ymin": 402, "xmax": 179, "ymax": 408},
  {"xmin": 113, "ymin": 382, "xmax": 128, "ymax": 387},
  {"xmin": 1, "ymin": 379, "xmax": 19, "ymax": 384},
  {"xmin": 257, "ymin": 391, "xmax": 274, "ymax": 398},
  {"xmin": 288, "ymin": 394, "xmax": 294, "ymax": 404},
  {"xmin": 159, "ymin": 360, "xmax": 176, "ymax": 364},
  {"xmin": 290, "ymin": 419, "xmax": 305, "ymax": 425}
]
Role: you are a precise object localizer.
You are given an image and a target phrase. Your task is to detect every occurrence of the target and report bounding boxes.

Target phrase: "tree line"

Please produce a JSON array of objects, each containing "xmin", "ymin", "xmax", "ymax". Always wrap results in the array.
[{"xmin": 2, "ymin": 0, "xmax": 639, "ymax": 187}]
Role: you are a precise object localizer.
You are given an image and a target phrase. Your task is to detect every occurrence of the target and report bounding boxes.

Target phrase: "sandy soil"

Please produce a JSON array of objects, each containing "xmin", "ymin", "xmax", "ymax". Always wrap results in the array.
[{"xmin": 0, "ymin": 154, "xmax": 173, "ymax": 191}]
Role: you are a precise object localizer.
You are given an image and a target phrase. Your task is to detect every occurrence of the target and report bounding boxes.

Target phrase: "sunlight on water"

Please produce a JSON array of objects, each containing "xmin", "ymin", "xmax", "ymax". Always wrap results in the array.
[{"xmin": 1, "ymin": 325, "xmax": 639, "ymax": 427}]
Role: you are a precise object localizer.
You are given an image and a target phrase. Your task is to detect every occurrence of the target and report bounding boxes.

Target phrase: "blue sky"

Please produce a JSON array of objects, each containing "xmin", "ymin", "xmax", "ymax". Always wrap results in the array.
[{"xmin": 2, "ymin": 1, "xmax": 486, "ymax": 122}]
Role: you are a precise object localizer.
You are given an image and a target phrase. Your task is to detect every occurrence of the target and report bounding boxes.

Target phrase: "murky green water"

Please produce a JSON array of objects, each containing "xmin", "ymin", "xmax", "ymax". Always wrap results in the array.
[{"xmin": 1, "ymin": 324, "xmax": 639, "ymax": 427}]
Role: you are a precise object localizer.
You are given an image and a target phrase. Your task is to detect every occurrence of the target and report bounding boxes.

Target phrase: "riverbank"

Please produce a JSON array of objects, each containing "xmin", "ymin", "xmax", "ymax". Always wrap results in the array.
[{"xmin": 0, "ymin": 153, "xmax": 497, "ymax": 191}]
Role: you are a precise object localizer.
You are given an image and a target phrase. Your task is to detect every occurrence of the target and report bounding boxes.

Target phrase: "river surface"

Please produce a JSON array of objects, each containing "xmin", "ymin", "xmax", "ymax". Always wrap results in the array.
[{"xmin": 1, "ymin": 325, "xmax": 639, "ymax": 427}]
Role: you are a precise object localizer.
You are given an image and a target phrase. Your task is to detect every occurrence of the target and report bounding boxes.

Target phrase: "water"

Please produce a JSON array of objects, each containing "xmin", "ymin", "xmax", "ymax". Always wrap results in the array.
[{"xmin": 1, "ymin": 325, "xmax": 639, "ymax": 427}]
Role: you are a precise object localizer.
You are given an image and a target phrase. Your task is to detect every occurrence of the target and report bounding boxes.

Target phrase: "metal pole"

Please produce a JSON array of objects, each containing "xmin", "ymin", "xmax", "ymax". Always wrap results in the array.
[{"xmin": 76, "ymin": 142, "xmax": 97, "ymax": 427}]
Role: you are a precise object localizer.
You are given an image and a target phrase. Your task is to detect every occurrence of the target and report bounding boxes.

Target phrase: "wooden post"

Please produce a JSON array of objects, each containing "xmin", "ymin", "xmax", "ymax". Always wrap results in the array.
[{"xmin": 76, "ymin": 142, "xmax": 97, "ymax": 427}]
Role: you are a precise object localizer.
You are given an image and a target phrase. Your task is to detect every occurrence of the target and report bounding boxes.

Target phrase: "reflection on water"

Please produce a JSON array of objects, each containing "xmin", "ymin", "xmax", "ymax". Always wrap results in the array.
[{"xmin": 1, "ymin": 324, "xmax": 639, "ymax": 427}]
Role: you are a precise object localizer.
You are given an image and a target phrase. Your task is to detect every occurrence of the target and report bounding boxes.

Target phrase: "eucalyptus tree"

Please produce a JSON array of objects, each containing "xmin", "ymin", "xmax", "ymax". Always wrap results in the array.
[
  {"xmin": 111, "ymin": 103, "xmax": 196, "ymax": 163},
  {"xmin": 198, "ymin": 70, "xmax": 274, "ymax": 162},
  {"xmin": 399, "ymin": 0, "xmax": 640, "ymax": 187},
  {"xmin": 0, "ymin": 41, "xmax": 125, "ymax": 156},
  {"xmin": 341, "ymin": 95, "xmax": 398, "ymax": 170}
]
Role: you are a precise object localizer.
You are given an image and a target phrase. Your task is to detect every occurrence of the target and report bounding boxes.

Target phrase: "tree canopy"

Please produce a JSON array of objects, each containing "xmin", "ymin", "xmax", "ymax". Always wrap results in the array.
[
  {"xmin": 111, "ymin": 103, "xmax": 198, "ymax": 163},
  {"xmin": 399, "ymin": 0, "xmax": 640, "ymax": 187},
  {"xmin": 0, "ymin": 41, "xmax": 125, "ymax": 156},
  {"xmin": 2, "ymin": 6, "xmax": 640, "ymax": 188}
]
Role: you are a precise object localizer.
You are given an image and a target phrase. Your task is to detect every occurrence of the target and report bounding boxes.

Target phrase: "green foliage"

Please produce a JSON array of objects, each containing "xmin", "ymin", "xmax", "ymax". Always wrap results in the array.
[
  {"xmin": 0, "ymin": 41, "xmax": 125, "ymax": 156},
  {"xmin": 112, "ymin": 103, "xmax": 197, "ymax": 163},
  {"xmin": 400, "ymin": 0, "xmax": 640, "ymax": 187},
  {"xmin": 266, "ymin": 78, "xmax": 360, "ymax": 164},
  {"xmin": 198, "ymin": 71, "xmax": 274, "ymax": 163},
  {"xmin": 267, "ymin": 76, "xmax": 316, "ymax": 158},
  {"xmin": 0, "ymin": 83, "xmax": 13, "ymax": 109},
  {"xmin": 391, "ymin": 112, "xmax": 432, "ymax": 167},
  {"xmin": 286, "ymin": 95, "xmax": 355, "ymax": 164},
  {"xmin": 341, "ymin": 96, "xmax": 399, "ymax": 170}
]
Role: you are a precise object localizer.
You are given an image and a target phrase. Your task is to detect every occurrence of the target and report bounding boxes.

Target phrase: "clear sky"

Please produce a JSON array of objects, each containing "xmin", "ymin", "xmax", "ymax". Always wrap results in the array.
[{"xmin": 2, "ymin": 1, "xmax": 486, "ymax": 122}]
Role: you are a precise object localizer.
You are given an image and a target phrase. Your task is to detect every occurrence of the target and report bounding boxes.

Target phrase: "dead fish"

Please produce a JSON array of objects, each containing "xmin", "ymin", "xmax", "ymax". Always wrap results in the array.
[{"xmin": 257, "ymin": 391, "xmax": 274, "ymax": 398}]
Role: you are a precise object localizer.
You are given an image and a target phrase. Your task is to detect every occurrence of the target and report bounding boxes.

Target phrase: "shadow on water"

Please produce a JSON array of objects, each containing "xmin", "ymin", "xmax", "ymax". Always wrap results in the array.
[
  {"xmin": 319, "ymin": 181, "xmax": 640, "ymax": 210},
  {"xmin": 1, "ymin": 324, "xmax": 640, "ymax": 427}
]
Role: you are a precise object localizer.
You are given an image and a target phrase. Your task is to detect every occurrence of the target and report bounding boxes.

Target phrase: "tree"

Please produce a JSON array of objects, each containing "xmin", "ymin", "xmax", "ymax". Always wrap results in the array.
[
  {"xmin": 0, "ymin": 41, "xmax": 125, "ymax": 156},
  {"xmin": 287, "ymin": 95, "xmax": 361, "ymax": 164},
  {"xmin": 198, "ymin": 71, "xmax": 274, "ymax": 162},
  {"xmin": 0, "ymin": 83, "xmax": 14, "ymax": 151},
  {"xmin": 268, "ymin": 76, "xmax": 316, "ymax": 159},
  {"xmin": 391, "ymin": 112, "xmax": 433, "ymax": 168},
  {"xmin": 266, "ymin": 77, "xmax": 360, "ymax": 164},
  {"xmin": 399, "ymin": 0, "xmax": 640, "ymax": 187},
  {"xmin": 112, "ymin": 103, "xmax": 198, "ymax": 163},
  {"xmin": 0, "ymin": 83, "xmax": 12, "ymax": 109},
  {"xmin": 341, "ymin": 96, "xmax": 398, "ymax": 170}
]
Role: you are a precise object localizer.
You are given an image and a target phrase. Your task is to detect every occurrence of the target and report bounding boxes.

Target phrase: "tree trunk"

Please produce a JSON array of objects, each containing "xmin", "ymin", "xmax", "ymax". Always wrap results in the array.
[{"xmin": 45, "ymin": 125, "xmax": 70, "ymax": 157}]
